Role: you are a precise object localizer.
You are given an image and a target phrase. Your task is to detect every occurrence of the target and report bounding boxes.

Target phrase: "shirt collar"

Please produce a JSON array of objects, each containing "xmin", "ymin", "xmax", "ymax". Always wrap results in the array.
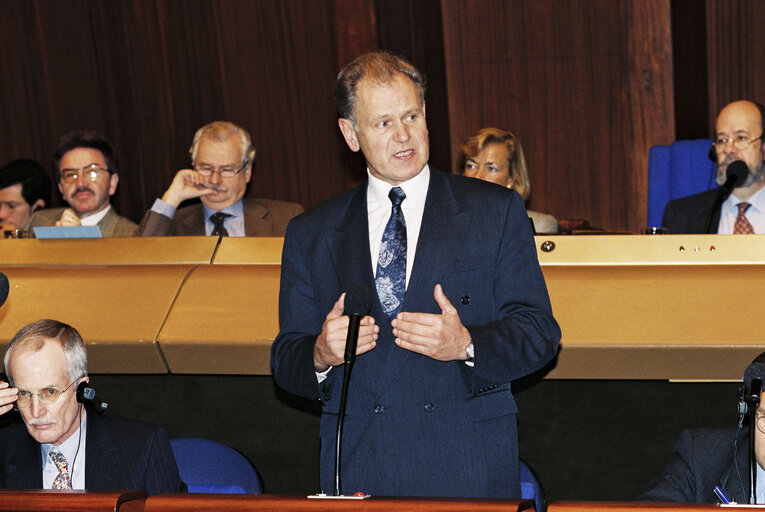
[
  {"xmin": 367, "ymin": 164, "xmax": 430, "ymax": 207},
  {"xmin": 79, "ymin": 205, "xmax": 111, "ymax": 226},
  {"xmin": 202, "ymin": 199, "xmax": 244, "ymax": 220}
]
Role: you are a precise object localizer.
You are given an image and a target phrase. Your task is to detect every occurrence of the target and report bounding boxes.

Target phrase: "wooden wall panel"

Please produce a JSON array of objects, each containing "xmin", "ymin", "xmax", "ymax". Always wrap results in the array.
[
  {"xmin": 440, "ymin": 0, "xmax": 674, "ymax": 232},
  {"xmin": 0, "ymin": 0, "xmax": 350, "ymax": 225},
  {"xmin": 706, "ymin": 0, "xmax": 765, "ymax": 130}
]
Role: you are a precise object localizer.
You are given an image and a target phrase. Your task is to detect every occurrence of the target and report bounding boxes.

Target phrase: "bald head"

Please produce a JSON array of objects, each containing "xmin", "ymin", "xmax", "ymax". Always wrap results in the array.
[{"xmin": 714, "ymin": 100, "xmax": 765, "ymax": 197}]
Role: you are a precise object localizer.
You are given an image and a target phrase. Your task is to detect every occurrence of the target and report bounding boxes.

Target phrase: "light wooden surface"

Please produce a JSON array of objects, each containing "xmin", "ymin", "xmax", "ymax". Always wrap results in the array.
[{"xmin": 0, "ymin": 235, "xmax": 763, "ymax": 379}]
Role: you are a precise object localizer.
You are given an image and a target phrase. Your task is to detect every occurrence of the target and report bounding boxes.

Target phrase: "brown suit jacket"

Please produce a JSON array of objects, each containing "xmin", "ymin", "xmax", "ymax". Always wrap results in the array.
[
  {"xmin": 136, "ymin": 198, "xmax": 304, "ymax": 236},
  {"xmin": 26, "ymin": 206, "xmax": 138, "ymax": 237}
]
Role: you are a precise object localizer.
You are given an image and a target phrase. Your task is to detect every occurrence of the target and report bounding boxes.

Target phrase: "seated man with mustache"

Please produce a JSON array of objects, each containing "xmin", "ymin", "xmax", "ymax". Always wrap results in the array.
[
  {"xmin": 26, "ymin": 131, "xmax": 137, "ymax": 237},
  {"xmin": 137, "ymin": 121, "xmax": 303, "ymax": 237}
]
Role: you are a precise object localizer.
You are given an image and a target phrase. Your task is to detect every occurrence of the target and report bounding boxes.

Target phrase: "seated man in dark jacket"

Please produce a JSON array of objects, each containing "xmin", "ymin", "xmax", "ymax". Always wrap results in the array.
[{"xmin": 0, "ymin": 319, "xmax": 185, "ymax": 495}]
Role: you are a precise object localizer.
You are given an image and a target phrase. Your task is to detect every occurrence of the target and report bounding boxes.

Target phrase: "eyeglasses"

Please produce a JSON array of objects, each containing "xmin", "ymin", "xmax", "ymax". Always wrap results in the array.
[
  {"xmin": 16, "ymin": 379, "xmax": 78, "ymax": 408},
  {"xmin": 712, "ymin": 134, "xmax": 763, "ymax": 153},
  {"xmin": 193, "ymin": 162, "xmax": 247, "ymax": 178},
  {"xmin": 60, "ymin": 164, "xmax": 109, "ymax": 183},
  {"xmin": 756, "ymin": 413, "xmax": 765, "ymax": 435}
]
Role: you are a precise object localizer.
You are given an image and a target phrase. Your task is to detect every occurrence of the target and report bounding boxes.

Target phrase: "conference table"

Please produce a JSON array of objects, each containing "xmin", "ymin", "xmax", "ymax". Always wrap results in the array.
[{"xmin": 0, "ymin": 234, "xmax": 761, "ymax": 380}]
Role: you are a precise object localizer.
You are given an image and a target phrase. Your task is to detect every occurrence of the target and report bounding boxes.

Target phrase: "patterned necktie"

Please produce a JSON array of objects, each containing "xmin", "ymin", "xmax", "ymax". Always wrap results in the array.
[
  {"xmin": 210, "ymin": 212, "xmax": 232, "ymax": 236},
  {"xmin": 376, "ymin": 187, "xmax": 407, "ymax": 320},
  {"xmin": 49, "ymin": 449, "xmax": 72, "ymax": 489},
  {"xmin": 734, "ymin": 202, "xmax": 755, "ymax": 234}
]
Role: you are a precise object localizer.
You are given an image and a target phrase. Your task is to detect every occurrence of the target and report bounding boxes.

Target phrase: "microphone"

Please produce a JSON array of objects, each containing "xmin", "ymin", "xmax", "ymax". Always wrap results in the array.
[
  {"xmin": 721, "ymin": 160, "xmax": 749, "ymax": 199},
  {"xmin": 0, "ymin": 272, "xmax": 9, "ymax": 308},
  {"xmin": 704, "ymin": 160, "xmax": 750, "ymax": 233},
  {"xmin": 334, "ymin": 283, "xmax": 372, "ymax": 497},
  {"xmin": 81, "ymin": 385, "xmax": 109, "ymax": 413},
  {"xmin": 343, "ymin": 284, "xmax": 373, "ymax": 364}
]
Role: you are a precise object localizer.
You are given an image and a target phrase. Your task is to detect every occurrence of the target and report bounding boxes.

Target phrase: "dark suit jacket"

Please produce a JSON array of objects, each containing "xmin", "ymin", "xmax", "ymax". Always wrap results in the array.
[
  {"xmin": 26, "ymin": 207, "xmax": 138, "ymax": 237},
  {"xmin": 137, "ymin": 198, "xmax": 304, "ymax": 236},
  {"xmin": 662, "ymin": 188, "xmax": 721, "ymax": 234},
  {"xmin": 0, "ymin": 410, "xmax": 185, "ymax": 495},
  {"xmin": 271, "ymin": 169, "xmax": 561, "ymax": 498},
  {"xmin": 638, "ymin": 428, "xmax": 750, "ymax": 503}
]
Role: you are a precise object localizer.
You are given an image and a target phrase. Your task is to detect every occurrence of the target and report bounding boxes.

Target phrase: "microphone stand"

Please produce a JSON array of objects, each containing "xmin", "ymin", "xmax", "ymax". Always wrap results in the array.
[{"xmin": 334, "ymin": 353, "xmax": 355, "ymax": 496}]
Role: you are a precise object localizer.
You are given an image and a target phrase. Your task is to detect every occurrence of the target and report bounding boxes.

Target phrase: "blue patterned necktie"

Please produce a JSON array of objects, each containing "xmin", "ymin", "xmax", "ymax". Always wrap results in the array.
[
  {"xmin": 210, "ymin": 212, "xmax": 232, "ymax": 236},
  {"xmin": 376, "ymin": 187, "xmax": 407, "ymax": 320},
  {"xmin": 49, "ymin": 449, "xmax": 72, "ymax": 489}
]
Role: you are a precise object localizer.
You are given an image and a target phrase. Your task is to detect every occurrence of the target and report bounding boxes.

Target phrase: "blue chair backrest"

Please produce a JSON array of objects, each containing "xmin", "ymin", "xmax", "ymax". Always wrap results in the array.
[
  {"xmin": 170, "ymin": 437, "xmax": 263, "ymax": 494},
  {"xmin": 520, "ymin": 459, "xmax": 545, "ymax": 512},
  {"xmin": 647, "ymin": 139, "xmax": 716, "ymax": 227}
]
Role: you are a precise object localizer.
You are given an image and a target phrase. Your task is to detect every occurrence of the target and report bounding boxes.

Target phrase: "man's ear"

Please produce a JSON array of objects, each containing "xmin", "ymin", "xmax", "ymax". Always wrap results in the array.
[
  {"xmin": 108, "ymin": 173, "xmax": 119, "ymax": 196},
  {"xmin": 338, "ymin": 118, "xmax": 360, "ymax": 152},
  {"xmin": 31, "ymin": 199, "xmax": 45, "ymax": 212}
]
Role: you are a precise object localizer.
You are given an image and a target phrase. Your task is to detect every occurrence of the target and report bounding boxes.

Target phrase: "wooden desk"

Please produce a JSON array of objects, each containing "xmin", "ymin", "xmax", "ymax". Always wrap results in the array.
[
  {"xmin": 549, "ymin": 502, "xmax": 752, "ymax": 512},
  {"xmin": 0, "ymin": 489, "xmax": 146, "ymax": 511},
  {"xmin": 536, "ymin": 235, "xmax": 765, "ymax": 380},
  {"xmin": 143, "ymin": 493, "xmax": 534, "ymax": 511},
  {"xmin": 0, "ymin": 235, "xmax": 763, "ymax": 379}
]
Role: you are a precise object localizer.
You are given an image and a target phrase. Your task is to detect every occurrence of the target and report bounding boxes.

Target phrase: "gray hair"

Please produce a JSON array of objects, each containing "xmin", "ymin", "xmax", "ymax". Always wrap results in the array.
[
  {"xmin": 189, "ymin": 121, "xmax": 256, "ymax": 167},
  {"xmin": 4, "ymin": 319, "xmax": 87, "ymax": 385}
]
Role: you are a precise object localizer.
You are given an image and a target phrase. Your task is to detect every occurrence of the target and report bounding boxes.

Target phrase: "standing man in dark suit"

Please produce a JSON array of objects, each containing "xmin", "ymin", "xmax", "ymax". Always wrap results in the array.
[
  {"xmin": 639, "ymin": 351, "xmax": 765, "ymax": 503},
  {"xmin": 271, "ymin": 51, "xmax": 560, "ymax": 498},
  {"xmin": 137, "ymin": 121, "xmax": 303, "ymax": 236},
  {"xmin": 0, "ymin": 319, "xmax": 184, "ymax": 495},
  {"xmin": 26, "ymin": 131, "xmax": 137, "ymax": 237},
  {"xmin": 663, "ymin": 100, "xmax": 765, "ymax": 234}
]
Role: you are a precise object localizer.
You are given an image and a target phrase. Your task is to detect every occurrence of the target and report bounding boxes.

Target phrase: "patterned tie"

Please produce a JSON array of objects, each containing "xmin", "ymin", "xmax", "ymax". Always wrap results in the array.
[
  {"xmin": 376, "ymin": 187, "xmax": 407, "ymax": 320},
  {"xmin": 49, "ymin": 449, "xmax": 72, "ymax": 489},
  {"xmin": 734, "ymin": 202, "xmax": 755, "ymax": 234},
  {"xmin": 210, "ymin": 212, "xmax": 231, "ymax": 236}
]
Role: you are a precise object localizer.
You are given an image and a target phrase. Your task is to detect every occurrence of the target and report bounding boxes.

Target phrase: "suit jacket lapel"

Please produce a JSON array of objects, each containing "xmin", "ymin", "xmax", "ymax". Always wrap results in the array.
[
  {"xmin": 243, "ymin": 199, "xmax": 270, "ymax": 236},
  {"xmin": 4, "ymin": 425, "xmax": 43, "ymax": 488},
  {"xmin": 97, "ymin": 208, "xmax": 117, "ymax": 237},
  {"xmin": 325, "ymin": 186, "xmax": 376, "ymax": 305},
  {"xmin": 84, "ymin": 412, "xmax": 119, "ymax": 489}
]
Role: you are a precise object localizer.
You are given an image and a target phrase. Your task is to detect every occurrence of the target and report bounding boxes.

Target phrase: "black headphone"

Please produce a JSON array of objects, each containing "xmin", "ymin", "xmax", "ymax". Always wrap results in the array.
[
  {"xmin": 76, "ymin": 380, "xmax": 108, "ymax": 413},
  {"xmin": 708, "ymin": 145, "xmax": 717, "ymax": 162},
  {"xmin": 738, "ymin": 353, "xmax": 765, "ymax": 418}
]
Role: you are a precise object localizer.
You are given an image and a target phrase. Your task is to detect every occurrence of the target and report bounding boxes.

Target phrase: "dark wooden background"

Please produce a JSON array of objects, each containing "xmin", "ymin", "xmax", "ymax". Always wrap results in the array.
[
  {"xmin": 0, "ymin": 0, "xmax": 760, "ymax": 501},
  {"xmin": 3, "ymin": 0, "xmax": 762, "ymax": 231}
]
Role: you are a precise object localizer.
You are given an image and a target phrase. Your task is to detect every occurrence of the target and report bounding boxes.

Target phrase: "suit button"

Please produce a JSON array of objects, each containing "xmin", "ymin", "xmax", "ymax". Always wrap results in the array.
[
  {"xmin": 461, "ymin": 295, "xmax": 470, "ymax": 305},
  {"xmin": 374, "ymin": 404, "xmax": 384, "ymax": 414},
  {"xmin": 424, "ymin": 402, "xmax": 434, "ymax": 413}
]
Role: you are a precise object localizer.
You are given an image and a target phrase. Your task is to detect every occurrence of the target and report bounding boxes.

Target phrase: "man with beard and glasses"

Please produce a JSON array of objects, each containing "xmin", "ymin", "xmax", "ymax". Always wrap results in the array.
[
  {"xmin": 663, "ymin": 100, "xmax": 765, "ymax": 234},
  {"xmin": 26, "ymin": 131, "xmax": 137, "ymax": 237}
]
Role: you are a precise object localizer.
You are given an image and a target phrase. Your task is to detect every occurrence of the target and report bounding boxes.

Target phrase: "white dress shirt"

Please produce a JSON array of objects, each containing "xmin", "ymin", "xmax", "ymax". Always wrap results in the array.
[
  {"xmin": 717, "ymin": 185, "xmax": 765, "ymax": 234},
  {"xmin": 41, "ymin": 410, "xmax": 87, "ymax": 489}
]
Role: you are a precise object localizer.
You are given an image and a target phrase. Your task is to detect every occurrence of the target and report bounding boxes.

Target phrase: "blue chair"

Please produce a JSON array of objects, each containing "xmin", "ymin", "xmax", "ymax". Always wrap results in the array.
[
  {"xmin": 520, "ymin": 458, "xmax": 545, "ymax": 512},
  {"xmin": 170, "ymin": 437, "xmax": 263, "ymax": 494},
  {"xmin": 647, "ymin": 139, "xmax": 716, "ymax": 227}
]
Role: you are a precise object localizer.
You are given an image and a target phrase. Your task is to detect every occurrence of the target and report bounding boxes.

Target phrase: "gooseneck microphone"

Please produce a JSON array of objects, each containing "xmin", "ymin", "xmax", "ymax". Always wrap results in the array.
[
  {"xmin": 704, "ymin": 160, "xmax": 750, "ymax": 234},
  {"xmin": 334, "ymin": 284, "xmax": 372, "ymax": 496}
]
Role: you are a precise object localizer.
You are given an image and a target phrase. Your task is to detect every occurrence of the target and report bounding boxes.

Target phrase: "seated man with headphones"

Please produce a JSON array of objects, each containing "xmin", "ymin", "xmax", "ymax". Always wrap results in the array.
[
  {"xmin": 0, "ymin": 319, "xmax": 185, "ymax": 494},
  {"xmin": 639, "ymin": 351, "xmax": 765, "ymax": 503}
]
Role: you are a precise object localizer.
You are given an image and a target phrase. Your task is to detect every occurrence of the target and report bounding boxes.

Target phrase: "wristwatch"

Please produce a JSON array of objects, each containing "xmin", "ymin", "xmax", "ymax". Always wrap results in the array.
[{"xmin": 465, "ymin": 342, "xmax": 474, "ymax": 367}]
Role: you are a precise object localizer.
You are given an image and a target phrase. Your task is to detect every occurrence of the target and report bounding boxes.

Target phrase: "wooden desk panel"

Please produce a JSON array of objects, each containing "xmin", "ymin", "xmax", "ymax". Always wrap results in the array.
[
  {"xmin": 144, "ymin": 494, "xmax": 533, "ymax": 512},
  {"xmin": 157, "ymin": 265, "xmax": 281, "ymax": 374},
  {"xmin": 0, "ymin": 489, "xmax": 146, "ymax": 511},
  {"xmin": 0, "ymin": 237, "xmax": 218, "ymax": 265},
  {"xmin": 549, "ymin": 502, "xmax": 750, "ymax": 512},
  {"xmin": 535, "ymin": 235, "xmax": 765, "ymax": 380},
  {"xmin": 0, "ymin": 265, "xmax": 196, "ymax": 373}
]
